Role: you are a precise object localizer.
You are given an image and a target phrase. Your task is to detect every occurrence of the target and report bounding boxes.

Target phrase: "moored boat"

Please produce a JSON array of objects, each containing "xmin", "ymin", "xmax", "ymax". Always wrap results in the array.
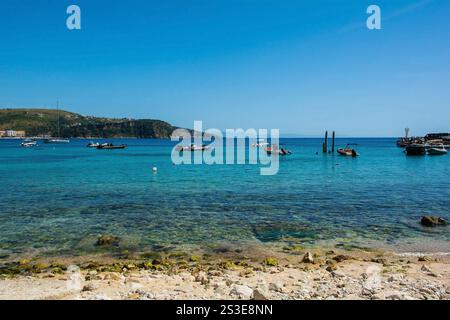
[
  {"xmin": 86, "ymin": 141, "xmax": 100, "ymax": 148},
  {"xmin": 20, "ymin": 139, "xmax": 37, "ymax": 148},
  {"xmin": 405, "ymin": 144, "xmax": 426, "ymax": 156},
  {"xmin": 252, "ymin": 139, "xmax": 269, "ymax": 148},
  {"xmin": 427, "ymin": 144, "xmax": 448, "ymax": 155},
  {"xmin": 44, "ymin": 138, "xmax": 70, "ymax": 144},
  {"xmin": 44, "ymin": 102, "xmax": 70, "ymax": 144},
  {"xmin": 265, "ymin": 145, "xmax": 291, "ymax": 155},
  {"xmin": 337, "ymin": 144, "xmax": 359, "ymax": 157},
  {"xmin": 96, "ymin": 143, "xmax": 126, "ymax": 150},
  {"xmin": 176, "ymin": 144, "xmax": 210, "ymax": 151}
]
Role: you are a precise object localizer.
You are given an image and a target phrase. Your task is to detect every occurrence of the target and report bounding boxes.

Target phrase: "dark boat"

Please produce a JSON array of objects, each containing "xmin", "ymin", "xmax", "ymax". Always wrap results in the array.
[
  {"xmin": 405, "ymin": 144, "xmax": 426, "ymax": 156},
  {"xmin": 396, "ymin": 138, "xmax": 409, "ymax": 148},
  {"xmin": 96, "ymin": 143, "xmax": 126, "ymax": 150},
  {"xmin": 265, "ymin": 145, "xmax": 292, "ymax": 155}
]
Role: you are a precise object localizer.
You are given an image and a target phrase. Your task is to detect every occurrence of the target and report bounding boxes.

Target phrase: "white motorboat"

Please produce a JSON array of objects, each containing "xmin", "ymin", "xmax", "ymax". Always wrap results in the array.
[
  {"xmin": 427, "ymin": 144, "xmax": 448, "ymax": 155},
  {"xmin": 21, "ymin": 139, "xmax": 37, "ymax": 148},
  {"xmin": 44, "ymin": 138, "xmax": 70, "ymax": 144},
  {"xmin": 87, "ymin": 141, "xmax": 100, "ymax": 147},
  {"xmin": 252, "ymin": 139, "xmax": 269, "ymax": 148}
]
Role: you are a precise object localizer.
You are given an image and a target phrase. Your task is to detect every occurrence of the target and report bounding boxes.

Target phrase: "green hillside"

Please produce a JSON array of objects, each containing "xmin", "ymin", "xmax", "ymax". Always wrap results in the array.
[{"xmin": 0, "ymin": 108, "xmax": 179, "ymax": 138}]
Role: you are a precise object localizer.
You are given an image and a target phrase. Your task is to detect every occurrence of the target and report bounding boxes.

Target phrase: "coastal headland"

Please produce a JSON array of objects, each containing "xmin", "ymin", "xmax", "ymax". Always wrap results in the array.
[{"xmin": 0, "ymin": 108, "xmax": 179, "ymax": 139}]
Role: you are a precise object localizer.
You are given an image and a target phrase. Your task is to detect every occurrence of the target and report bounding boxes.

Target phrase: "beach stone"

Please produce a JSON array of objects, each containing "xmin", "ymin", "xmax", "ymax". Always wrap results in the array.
[
  {"xmin": 330, "ymin": 270, "xmax": 346, "ymax": 278},
  {"xmin": 82, "ymin": 283, "xmax": 97, "ymax": 292},
  {"xmin": 418, "ymin": 256, "xmax": 431, "ymax": 262},
  {"xmin": 104, "ymin": 272, "xmax": 121, "ymax": 281},
  {"xmin": 253, "ymin": 287, "xmax": 270, "ymax": 300},
  {"xmin": 420, "ymin": 216, "xmax": 447, "ymax": 227},
  {"xmin": 371, "ymin": 257, "xmax": 387, "ymax": 265},
  {"xmin": 91, "ymin": 294, "xmax": 112, "ymax": 300},
  {"xmin": 269, "ymin": 281, "xmax": 284, "ymax": 292},
  {"xmin": 333, "ymin": 255, "xmax": 352, "ymax": 263},
  {"xmin": 214, "ymin": 286, "xmax": 228, "ymax": 296},
  {"xmin": 195, "ymin": 271, "xmax": 209, "ymax": 285},
  {"xmin": 95, "ymin": 235, "xmax": 120, "ymax": 246},
  {"xmin": 420, "ymin": 265, "xmax": 432, "ymax": 273},
  {"xmin": 230, "ymin": 284, "xmax": 253, "ymax": 299},
  {"xmin": 302, "ymin": 252, "xmax": 314, "ymax": 264},
  {"xmin": 326, "ymin": 265, "xmax": 337, "ymax": 272},
  {"xmin": 128, "ymin": 282, "xmax": 144, "ymax": 291}
]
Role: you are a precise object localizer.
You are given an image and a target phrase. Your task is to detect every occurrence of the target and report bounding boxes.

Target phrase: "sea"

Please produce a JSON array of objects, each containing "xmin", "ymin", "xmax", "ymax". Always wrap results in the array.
[{"xmin": 0, "ymin": 138, "xmax": 449, "ymax": 261}]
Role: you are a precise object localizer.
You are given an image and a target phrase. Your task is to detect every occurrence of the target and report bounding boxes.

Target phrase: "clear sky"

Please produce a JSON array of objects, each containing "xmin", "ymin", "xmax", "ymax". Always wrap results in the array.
[{"xmin": 0, "ymin": 0, "xmax": 449, "ymax": 136}]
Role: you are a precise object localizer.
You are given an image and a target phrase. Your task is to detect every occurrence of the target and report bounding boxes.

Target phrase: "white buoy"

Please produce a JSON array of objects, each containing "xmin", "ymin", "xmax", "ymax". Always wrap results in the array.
[{"xmin": 152, "ymin": 167, "xmax": 157, "ymax": 173}]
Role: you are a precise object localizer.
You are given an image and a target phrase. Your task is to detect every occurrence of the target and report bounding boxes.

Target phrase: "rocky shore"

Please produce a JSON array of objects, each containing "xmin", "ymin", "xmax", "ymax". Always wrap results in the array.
[{"xmin": 1, "ymin": 249, "xmax": 449, "ymax": 300}]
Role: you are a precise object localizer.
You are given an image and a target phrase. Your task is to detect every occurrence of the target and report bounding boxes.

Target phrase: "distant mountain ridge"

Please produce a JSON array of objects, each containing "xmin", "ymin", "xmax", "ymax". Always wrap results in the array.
[{"xmin": 0, "ymin": 108, "xmax": 180, "ymax": 138}]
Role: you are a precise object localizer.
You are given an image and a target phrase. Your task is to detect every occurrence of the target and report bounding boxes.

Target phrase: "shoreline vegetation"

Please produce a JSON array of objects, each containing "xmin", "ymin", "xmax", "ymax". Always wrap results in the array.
[
  {"xmin": 0, "ymin": 246, "xmax": 448, "ymax": 300},
  {"xmin": 0, "ymin": 108, "xmax": 180, "ymax": 139}
]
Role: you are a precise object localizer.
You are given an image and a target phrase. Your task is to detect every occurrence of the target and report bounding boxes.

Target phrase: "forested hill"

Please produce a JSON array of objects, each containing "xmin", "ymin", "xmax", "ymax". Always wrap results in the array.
[{"xmin": 0, "ymin": 108, "xmax": 180, "ymax": 138}]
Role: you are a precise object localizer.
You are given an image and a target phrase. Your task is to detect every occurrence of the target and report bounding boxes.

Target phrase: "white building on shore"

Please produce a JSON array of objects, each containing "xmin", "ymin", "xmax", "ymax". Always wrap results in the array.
[{"xmin": 0, "ymin": 130, "xmax": 26, "ymax": 138}]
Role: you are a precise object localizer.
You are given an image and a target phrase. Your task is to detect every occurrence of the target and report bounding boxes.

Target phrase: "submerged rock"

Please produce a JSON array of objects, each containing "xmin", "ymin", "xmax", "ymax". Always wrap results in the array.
[
  {"xmin": 420, "ymin": 216, "xmax": 447, "ymax": 227},
  {"xmin": 96, "ymin": 235, "xmax": 120, "ymax": 247}
]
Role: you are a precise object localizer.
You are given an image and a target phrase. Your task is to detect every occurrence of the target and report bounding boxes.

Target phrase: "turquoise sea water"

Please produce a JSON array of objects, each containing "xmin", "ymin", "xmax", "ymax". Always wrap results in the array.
[{"xmin": 0, "ymin": 138, "xmax": 449, "ymax": 261}]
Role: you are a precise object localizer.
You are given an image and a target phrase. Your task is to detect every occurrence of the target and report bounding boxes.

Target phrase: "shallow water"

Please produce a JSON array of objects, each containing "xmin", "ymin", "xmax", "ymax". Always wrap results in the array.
[{"xmin": 0, "ymin": 138, "xmax": 449, "ymax": 260}]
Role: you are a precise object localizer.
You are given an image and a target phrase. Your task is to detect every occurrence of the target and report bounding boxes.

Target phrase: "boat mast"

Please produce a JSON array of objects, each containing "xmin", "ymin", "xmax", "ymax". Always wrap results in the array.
[{"xmin": 57, "ymin": 100, "xmax": 60, "ymax": 138}]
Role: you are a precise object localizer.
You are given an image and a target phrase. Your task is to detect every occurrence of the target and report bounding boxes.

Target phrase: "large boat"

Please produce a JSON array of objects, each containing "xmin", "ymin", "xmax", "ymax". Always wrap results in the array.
[
  {"xmin": 427, "ymin": 144, "xmax": 448, "ymax": 156},
  {"xmin": 337, "ymin": 144, "xmax": 359, "ymax": 157},
  {"xmin": 405, "ymin": 144, "xmax": 426, "ymax": 156}
]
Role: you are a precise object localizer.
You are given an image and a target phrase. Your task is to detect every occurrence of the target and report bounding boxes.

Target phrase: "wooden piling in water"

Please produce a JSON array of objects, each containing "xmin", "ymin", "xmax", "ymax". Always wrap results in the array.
[
  {"xmin": 332, "ymin": 131, "xmax": 335, "ymax": 153},
  {"xmin": 323, "ymin": 131, "xmax": 328, "ymax": 153}
]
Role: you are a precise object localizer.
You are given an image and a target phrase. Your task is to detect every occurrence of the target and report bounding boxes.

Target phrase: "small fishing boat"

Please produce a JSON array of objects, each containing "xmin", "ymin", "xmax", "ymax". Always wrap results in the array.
[
  {"xmin": 44, "ymin": 138, "xmax": 70, "ymax": 144},
  {"xmin": 176, "ymin": 144, "xmax": 210, "ymax": 151},
  {"xmin": 252, "ymin": 139, "xmax": 269, "ymax": 148},
  {"xmin": 96, "ymin": 143, "xmax": 126, "ymax": 150},
  {"xmin": 405, "ymin": 144, "xmax": 426, "ymax": 156},
  {"xmin": 337, "ymin": 144, "xmax": 359, "ymax": 157},
  {"xmin": 20, "ymin": 139, "xmax": 37, "ymax": 148},
  {"xmin": 265, "ymin": 145, "xmax": 291, "ymax": 156},
  {"xmin": 86, "ymin": 141, "xmax": 100, "ymax": 148},
  {"xmin": 427, "ymin": 144, "xmax": 448, "ymax": 155}
]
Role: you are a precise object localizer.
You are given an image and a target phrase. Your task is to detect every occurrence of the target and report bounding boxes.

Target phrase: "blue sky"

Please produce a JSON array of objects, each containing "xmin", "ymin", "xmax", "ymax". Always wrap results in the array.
[{"xmin": 0, "ymin": 0, "xmax": 449, "ymax": 136}]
